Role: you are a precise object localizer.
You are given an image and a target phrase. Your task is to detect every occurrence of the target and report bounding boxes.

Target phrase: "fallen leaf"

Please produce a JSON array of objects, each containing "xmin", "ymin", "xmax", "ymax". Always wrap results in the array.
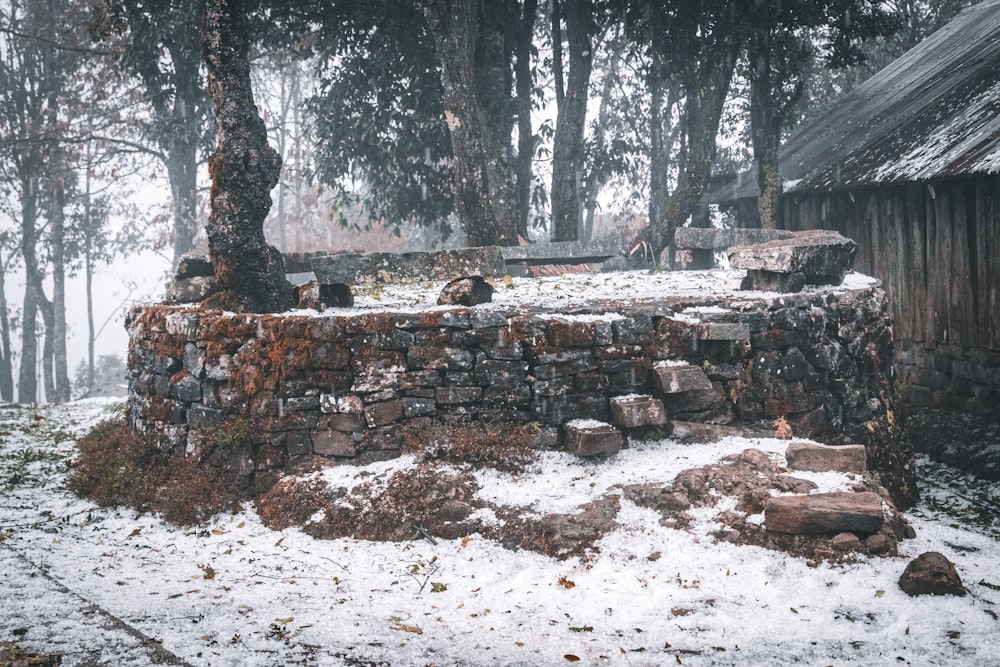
[
  {"xmin": 274, "ymin": 617, "xmax": 294, "ymax": 624},
  {"xmin": 394, "ymin": 624, "xmax": 423, "ymax": 634},
  {"xmin": 557, "ymin": 576, "xmax": 576, "ymax": 589},
  {"xmin": 564, "ymin": 655, "xmax": 580, "ymax": 662},
  {"xmin": 200, "ymin": 564, "xmax": 216, "ymax": 580},
  {"xmin": 461, "ymin": 536, "xmax": 472, "ymax": 548}
]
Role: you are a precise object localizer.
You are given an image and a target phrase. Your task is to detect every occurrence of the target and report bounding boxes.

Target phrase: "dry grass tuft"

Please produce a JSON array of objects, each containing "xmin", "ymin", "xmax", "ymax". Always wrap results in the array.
[
  {"xmin": 69, "ymin": 418, "xmax": 246, "ymax": 525},
  {"xmin": 403, "ymin": 420, "xmax": 537, "ymax": 474}
]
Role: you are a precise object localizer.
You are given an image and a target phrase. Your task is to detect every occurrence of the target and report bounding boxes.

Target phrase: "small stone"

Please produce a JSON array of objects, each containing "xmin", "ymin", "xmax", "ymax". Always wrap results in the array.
[
  {"xmin": 312, "ymin": 428, "xmax": 356, "ymax": 457},
  {"xmin": 785, "ymin": 442, "xmax": 867, "ymax": 474},
  {"xmin": 364, "ymin": 400, "xmax": 404, "ymax": 428},
  {"xmin": 898, "ymin": 552, "xmax": 967, "ymax": 597},
  {"xmin": 320, "ymin": 393, "xmax": 363, "ymax": 414},
  {"xmin": 165, "ymin": 276, "xmax": 219, "ymax": 303},
  {"xmin": 437, "ymin": 275, "xmax": 494, "ymax": 306},
  {"xmin": 831, "ymin": 532, "xmax": 860, "ymax": 550},
  {"xmin": 564, "ymin": 420, "xmax": 623, "ymax": 457}
]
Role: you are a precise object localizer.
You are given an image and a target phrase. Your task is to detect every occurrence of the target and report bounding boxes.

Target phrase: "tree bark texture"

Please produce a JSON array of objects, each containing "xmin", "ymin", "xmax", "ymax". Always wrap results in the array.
[
  {"xmin": 201, "ymin": 0, "xmax": 293, "ymax": 313},
  {"xmin": 550, "ymin": 0, "xmax": 593, "ymax": 242},
  {"xmin": 18, "ymin": 176, "xmax": 40, "ymax": 403},
  {"xmin": 422, "ymin": 0, "xmax": 519, "ymax": 247}
]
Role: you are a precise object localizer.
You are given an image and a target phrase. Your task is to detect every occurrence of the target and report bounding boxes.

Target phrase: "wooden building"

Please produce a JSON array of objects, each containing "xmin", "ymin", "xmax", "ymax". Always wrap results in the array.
[{"xmin": 716, "ymin": 0, "xmax": 1000, "ymax": 412}]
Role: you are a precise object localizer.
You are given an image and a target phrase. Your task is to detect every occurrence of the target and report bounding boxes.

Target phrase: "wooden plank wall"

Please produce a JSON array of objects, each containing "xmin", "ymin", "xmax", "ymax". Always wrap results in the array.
[{"xmin": 781, "ymin": 175, "xmax": 999, "ymax": 352}]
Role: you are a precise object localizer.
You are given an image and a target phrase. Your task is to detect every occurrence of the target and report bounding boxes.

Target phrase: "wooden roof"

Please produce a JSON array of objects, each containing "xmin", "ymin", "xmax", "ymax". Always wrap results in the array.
[{"xmin": 719, "ymin": 0, "xmax": 1000, "ymax": 200}]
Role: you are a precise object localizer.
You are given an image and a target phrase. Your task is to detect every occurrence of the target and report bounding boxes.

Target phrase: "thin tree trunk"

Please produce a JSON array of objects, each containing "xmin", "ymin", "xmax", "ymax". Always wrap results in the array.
[
  {"xmin": 0, "ymin": 256, "xmax": 13, "ymax": 401},
  {"xmin": 38, "ymin": 292, "xmax": 55, "ymax": 403},
  {"xmin": 550, "ymin": 0, "xmax": 592, "ymax": 242},
  {"xmin": 582, "ymin": 21, "xmax": 621, "ymax": 242},
  {"xmin": 201, "ymin": 0, "xmax": 293, "ymax": 313},
  {"xmin": 551, "ymin": 0, "xmax": 564, "ymax": 110},
  {"xmin": 422, "ymin": 0, "xmax": 519, "ymax": 247},
  {"xmin": 514, "ymin": 0, "xmax": 538, "ymax": 238}
]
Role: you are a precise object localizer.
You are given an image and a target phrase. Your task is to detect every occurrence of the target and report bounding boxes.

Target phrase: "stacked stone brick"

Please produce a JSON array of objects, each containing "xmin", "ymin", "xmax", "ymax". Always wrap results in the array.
[{"xmin": 126, "ymin": 277, "xmax": 915, "ymax": 505}]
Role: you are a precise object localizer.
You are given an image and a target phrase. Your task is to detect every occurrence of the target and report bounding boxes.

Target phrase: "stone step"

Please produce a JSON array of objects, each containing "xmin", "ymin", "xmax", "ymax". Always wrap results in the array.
[
  {"xmin": 785, "ymin": 442, "xmax": 867, "ymax": 474},
  {"xmin": 764, "ymin": 491, "xmax": 884, "ymax": 534},
  {"xmin": 563, "ymin": 419, "xmax": 623, "ymax": 457}
]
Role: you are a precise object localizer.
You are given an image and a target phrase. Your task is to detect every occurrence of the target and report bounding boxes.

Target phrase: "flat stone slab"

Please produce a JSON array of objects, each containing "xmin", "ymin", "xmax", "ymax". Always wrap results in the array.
[
  {"xmin": 564, "ymin": 419, "xmax": 623, "ymax": 457},
  {"xmin": 785, "ymin": 442, "xmax": 867, "ymax": 474},
  {"xmin": 653, "ymin": 362, "xmax": 713, "ymax": 394},
  {"xmin": 500, "ymin": 237, "xmax": 623, "ymax": 263},
  {"xmin": 740, "ymin": 270, "xmax": 806, "ymax": 293},
  {"xmin": 610, "ymin": 395, "xmax": 667, "ymax": 428},
  {"xmin": 674, "ymin": 227, "xmax": 794, "ymax": 250},
  {"xmin": 728, "ymin": 230, "xmax": 857, "ymax": 285},
  {"xmin": 312, "ymin": 247, "xmax": 506, "ymax": 285},
  {"xmin": 764, "ymin": 491, "xmax": 884, "ymax": 534}
]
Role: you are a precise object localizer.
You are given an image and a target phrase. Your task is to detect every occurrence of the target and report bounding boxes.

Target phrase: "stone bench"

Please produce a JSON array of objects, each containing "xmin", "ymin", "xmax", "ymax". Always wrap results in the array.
[{"xmin": 728, "ymin": 229, "xmax": 857, "ymax": 292}]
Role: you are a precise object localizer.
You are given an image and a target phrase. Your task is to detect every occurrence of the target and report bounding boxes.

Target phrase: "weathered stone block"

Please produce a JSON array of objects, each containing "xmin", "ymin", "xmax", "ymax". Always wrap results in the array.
[
  {"xmin": 696, "ymin": 322, "xmax": 751, "ymax": 341},
  {"xmin": 284, "ymin": 396, "xmax": 320, "ymax": 412},
  {"xmin": 312, "ymin": 247, "xmax": 506, "ymax": 285},
  {"xmin": 610, "ymin": 395, "xmax": 667, "ymax": 428},
  {"xmin": 673, "ymin": 247, "xmax": 714, "ymax": 270},
  {"xmin": 728, "ymin": 230, "xmax": 857, "ymax": 285},
  {"xmin": 564, "ymin": 420, "xmax": 623, "ymax": 457},
  {"xmin": 653, "ymin": 363, "xmax": 713, "ymax": 394},
  {"xmin": 320, "ymin": 393, "xmax": 363, "ymax": 414},
  {"xmin": 402, "ymin": 397, "xmax": 437, "ymax": 418},
  {"xmin": 548, "ymin": 319, "xmax": 595, "ymax": 348},
  {"xmin": 175, "ymin": 252, "xmax": 214, "ymax": 279},
  {"xmin": 764, "ymin": 491, "xmax": 884, "ymax": 534},
  {"xmin": 785, "ymin": 442, "xmax": 867, "ymax": 474},
  {"xmin": 187, "ymin": 405, "xmax": 222, "ymax": 429},
  {"xmin": 284, "ymin": 429, "xmax": 314, "ymax": 456},
  {"xmin": 313, "ymin": 428, "xmax": 355, "ymax": 457},
  {"xmin": 324, "ymin": 412, "xmax": 364, "ymax": 432},
  {"xmin": 473, "ymin": 357, "xmax": 528, "ymax": 385},
  {"xmin": 364, "ymin": 400, "xmax": 404, "ymax": 427},
  {"xmin": 435, "ymin": 386, "xmax": 482, "ymax": 405},
  {"xmin": 168, "ymin": 372, "xmax": 202, "ymax": 402},
  {"xmin": 740, "ymin": 270, "xmax": 807, "ymax": 293}
]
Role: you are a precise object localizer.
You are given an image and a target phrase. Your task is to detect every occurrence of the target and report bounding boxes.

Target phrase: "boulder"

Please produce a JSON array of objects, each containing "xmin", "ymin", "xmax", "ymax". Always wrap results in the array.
[
  {"xmin": 764, "ymin": 491, "xmax": 884, "ymax": 534},
  {"xmin": 785, "ymin": 442, "xmax": 867, "ymax": 474},
  {"xmin": 898, "ymin": 552, "xmax": 967, "ymax": 596},
  {"xmin": 728, "ymin": 230, "xmax": 857, "ymax": 285},
  {"xmin": 437, "ymin": 275, "xmax": 495, "ymax": 306},
  {"xmin": 609, "ymin": 395, "xmax": 667, "ymax": 428},
  {"xmin": 564, "ymin": 420, "xmax": 623, "ymax": 457}
]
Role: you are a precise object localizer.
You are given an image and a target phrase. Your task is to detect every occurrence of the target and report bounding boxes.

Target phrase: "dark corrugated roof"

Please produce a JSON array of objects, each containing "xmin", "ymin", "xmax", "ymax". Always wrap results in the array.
[{"xmin": 719, "ymin": 0, "xmax": 1000, "ymax": 200}]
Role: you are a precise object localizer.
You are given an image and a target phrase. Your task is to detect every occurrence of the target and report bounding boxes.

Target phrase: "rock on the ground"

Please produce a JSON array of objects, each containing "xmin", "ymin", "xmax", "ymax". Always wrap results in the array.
[
  {"xmin": 437, "ymin": 275, "xmax": 494, "ymax": 306},
  {"xmin": 785, "ymin": 442, "xmax": 867, "ymax": 474},
  {"xmin": 898, "ymin": 551, "xmax": 967, "ymax": 597},
  {"xmin": 764, "ymin": 491, "xmax": 884, "ymax": 534},
  {"xmin": 563, "ymin": 420, "xmax": 622, "ymax": 457}
]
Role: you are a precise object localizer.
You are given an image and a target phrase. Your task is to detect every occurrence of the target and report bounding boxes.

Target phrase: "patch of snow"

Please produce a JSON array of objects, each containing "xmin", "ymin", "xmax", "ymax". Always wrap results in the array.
[{"xmin": 3, "ymin": 402, "xmax": 999, "ymax": 666}]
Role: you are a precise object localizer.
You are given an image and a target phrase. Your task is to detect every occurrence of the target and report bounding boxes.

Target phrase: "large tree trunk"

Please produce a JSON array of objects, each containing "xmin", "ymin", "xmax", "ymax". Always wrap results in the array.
[
  {"xmin": 513, "ymin": 0, "xmax": 538, "ymax": 238},
  {"xmin": 18, "ymin": 175, "xmax": 40, "ymax": 403},
  {"xmin": 201, "ymin": 0, "xmax": 293, "ymax": 313},
  {"xmin": 550, "ymin": 0, "xmax": 592, "ymax": 242},
  {"xmin": 632, "ymin": 21, "xmax": 739, "ymax": 258},
  {"xmin": 422, "ymin": 0, "xmax": 519, "ymax": 247}
]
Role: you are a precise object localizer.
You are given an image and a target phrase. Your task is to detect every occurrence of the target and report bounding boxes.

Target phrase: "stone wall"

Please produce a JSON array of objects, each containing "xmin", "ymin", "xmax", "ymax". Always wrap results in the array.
[
  {"xmin": 126, "ymin": 278, "xmax": 915, "ymax": 506},
  {"xmin": 895, "ymin": 340, "xmax": 1000, "ymax": 412}
]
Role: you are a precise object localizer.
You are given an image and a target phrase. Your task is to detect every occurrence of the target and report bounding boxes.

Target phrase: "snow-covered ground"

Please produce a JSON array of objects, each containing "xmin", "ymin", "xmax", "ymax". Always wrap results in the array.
[{"xmin": 2, "ymin": 399, "xmax": 998, "ymax": 666}]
